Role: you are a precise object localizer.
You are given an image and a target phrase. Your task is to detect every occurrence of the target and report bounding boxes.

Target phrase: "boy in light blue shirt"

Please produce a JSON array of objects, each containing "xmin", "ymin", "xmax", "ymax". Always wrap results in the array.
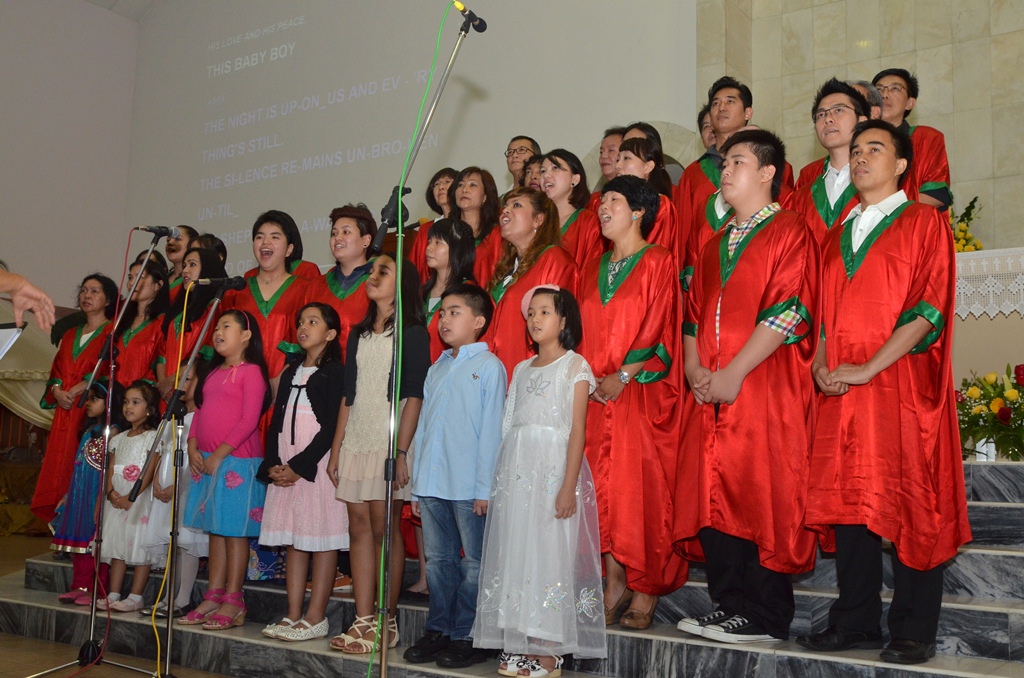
[{"xmin": 404, "ymin": 283, "xmax": 506, "ymax": 669}]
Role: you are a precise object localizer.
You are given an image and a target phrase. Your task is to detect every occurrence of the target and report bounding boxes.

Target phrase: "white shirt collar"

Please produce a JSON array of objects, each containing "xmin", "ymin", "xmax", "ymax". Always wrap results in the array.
[{"xmin": 848, "ymin": 189, "xmax": 908, "ymax": 220}]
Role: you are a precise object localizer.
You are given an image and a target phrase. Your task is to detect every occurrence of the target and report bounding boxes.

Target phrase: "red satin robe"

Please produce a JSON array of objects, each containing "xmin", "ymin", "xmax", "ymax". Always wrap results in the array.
[
  {"xmin": 33, "ymin": 321, "xmax": 113, "ymax": 521},
  {"xmin": 244, "ymin": 259, "xmax": 322, "ymax": 281},
  {"xmin": 676, "ymin": 156, "xmax": 721, "ymax": 281},
  {"xmin": 486, "ymin": 246, "xmax": 577, "ymax": 380},
  {"xmin": 113, "ymin": 317, "xmax": 164, "ymax": 388},
  {"xmin": 409, "ymin": 220, "xmax": 434, "ymax": 285},
  {"xmin": 474, "ymin": 228, "xmax": 504, "ymax": 289},
  {"xmin": 795, "ymin": 157, "xmax": 826, "ymax": 191},
  {"xmin": 308, "ymin": 270, "xmax": 370, "ymax": 363},
  {"xmin": 807, "ymin": 200, "xmax": 971, "ymax": 570},
  {"xmin": 906, "ymin": 125, "xmax": 951, "ymax": 208},
  {"xmin": 683, "ymin": 191, "xmax": 734, "ymax": 291},
  {"xmin": 160, "ymin": 304, "xmax": 216, "ymax": 382},
  {"xmin": 784, "ymin": 159, "xmax": 860, "ymax": 244},
  {"xmin": 647, "ymin": 196, "xmax": 679, "ymax": 272},
  {"xmin": 675, "ymin": 210, "xmax": 820, "ymax": 574},
  {"xmin": 560, "ymin": 208, "xmax": 605, "ymax": 268},
  {"xmin": 577, "ymin": 245, "xmax": 688, "ymax": 595}
]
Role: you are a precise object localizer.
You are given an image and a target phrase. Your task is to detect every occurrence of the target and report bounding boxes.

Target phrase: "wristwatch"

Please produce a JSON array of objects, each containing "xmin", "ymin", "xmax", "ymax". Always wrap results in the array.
[{"xmin": 617, "ymin": 370, "xmax": 631, "ymax": 385}]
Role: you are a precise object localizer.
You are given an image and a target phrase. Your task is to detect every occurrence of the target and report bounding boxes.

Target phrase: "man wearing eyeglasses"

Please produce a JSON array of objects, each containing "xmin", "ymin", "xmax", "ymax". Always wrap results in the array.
[
  {"xmin": 503, "ymin": 135, "xmax": 540, "ymax": 193},
  {"xmin": 871, "ymin": 69, "xmax": 951, "ymax": 212},
  {"xmin": 785, "ymin": 79, "xmax": 870, "ymax": 243}
]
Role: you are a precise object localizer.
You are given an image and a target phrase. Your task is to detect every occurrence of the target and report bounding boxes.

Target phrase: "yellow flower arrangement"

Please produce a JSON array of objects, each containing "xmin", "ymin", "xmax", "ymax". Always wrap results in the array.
[
  {"xmin": 950, "ymin": 196, "xmax": 982, "ymax": 253},
  {"xmin": 958, "ymin": 364, "xmax": 1024, "ymax": 460}
]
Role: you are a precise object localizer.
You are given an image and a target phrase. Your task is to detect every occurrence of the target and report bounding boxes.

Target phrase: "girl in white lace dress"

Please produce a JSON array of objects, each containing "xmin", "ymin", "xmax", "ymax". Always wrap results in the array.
[{"xmin": 473, "ymin": 286, "xmax": 606, "ymax": 677}]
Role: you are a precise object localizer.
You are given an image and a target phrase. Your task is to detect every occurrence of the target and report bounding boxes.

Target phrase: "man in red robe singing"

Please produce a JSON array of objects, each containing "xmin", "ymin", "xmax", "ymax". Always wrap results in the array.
[
  {"xmin": 797, "ymin": 120, "xmax": 971, "ymax": 665},
  {"xmin": 674, "ymin": 129, "xmax": 819, "ymax": 643}
]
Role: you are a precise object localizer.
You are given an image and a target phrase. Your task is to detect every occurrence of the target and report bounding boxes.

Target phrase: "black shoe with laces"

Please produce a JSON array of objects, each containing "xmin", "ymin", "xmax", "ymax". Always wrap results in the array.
[
  {"xmin": 435, "ymin": 639, "xmax": 489, "ymax": 668},
  {"xmin": 403, "ymin": 631, "xmax": 451, "ymax": 663},
  {"xmin": 702, "ymin": 614, "xmax": 775, "ymax": 643},
  {"xmin": 677, "ymin": 608, "xmax": 730, "ymax": 637}
]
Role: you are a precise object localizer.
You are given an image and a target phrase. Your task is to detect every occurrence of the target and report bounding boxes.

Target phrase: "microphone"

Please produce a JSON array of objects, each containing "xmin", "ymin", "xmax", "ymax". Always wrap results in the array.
[
  {"xmin": 370, "ymin": 185, "xmax": 412, "ymax": 255},
  {"xmin": 452, "ymin": 1, "xmax": 487, "ymax": 32},
  {"xmin": 134, "ymin": 225, "xmax": 182, "ymax": 238},
  {"xmin": 194, "ymin": 276, "xmax": 247, "ymax": 290}
]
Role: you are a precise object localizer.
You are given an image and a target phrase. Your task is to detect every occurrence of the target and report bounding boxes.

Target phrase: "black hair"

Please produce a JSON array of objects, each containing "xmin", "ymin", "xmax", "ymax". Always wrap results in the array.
[
  {"xmin": 812, "ymin": 78, "xmax": 870, "ymax": 120},
  {"xmin": 194, "ymin": 233, "xmax": 228, "ymax": 262},
  {"xmin": 624, "ymin": 121, "xmax": 663, "ymax": 150},
  {"xmin": 440, "ymin": 282, "xmax": 494, "ymax": 338},
  {"xmin": 330, "ymin": 203, "xmax": 378, "ymax": 242},
  {"xmin": 527, "ymin": 287, "xmax": 583, "ymax": 352},
  {"xmin": 195, "ymin": 309, "xmax": 272, "ymax": 413},
  {"xmin": 708, "ymin": 75, "xmax": 753, "ymax": 109},
  {"xmin": 603, "ymin": 125, "xmax": 628, "ymax": 140},
  {"xmin": 125, "ymin": 379, "xmax": 162, "ymax": 431},
  {"xmin": 602, "ymin": 175, "xmax": 660, "ymax": 239},
  {"xmin": 162, "ymin": 246, "xmax": 228, "ymax": 334},
  {"xmin": 116, "ymin": 260, "xmax": 170, "ymax": 341},
  {"xmin": 542, "ymin": 149, "xmax": 591, "ymax": 209},
  {"xmin": 521, "ymin": 155, "xmax": 546, "ymax": 187},
  {"xmin": 509, "ymin": 135, "xmax": 541, "ymax": 156},
  {"xmin": 421, "ymin": 219, "xmax": 477, "ymax": 300},
  {"xmin": 697, "ymin": 103, "xmax": 712, "ymax": 131},
  {"xmin": 80, "ymin": 381, "xmax": 126, "ymax": 436},
  {"xmin": 353, "ymin": 254, "xmax": 425, "ymax": 338},
  {"xmin": 447, "ymin": 167, "xmax": 501, "ymax": 241},
  {"xmin": 425, "ymin": 168, "xmax": 458, "ymax": 215},
  {"xmin": 850, "ymin": 119, "xmax": 914, "ymax": 188},
  {"xmin": 618, "ymin": 137, "xmax": 674, "ymax": 199},
  {"xmin": 252, "ymin": 209, "xmax": 302, "ymax": 269},
  {"xmin": 295, "ymin": 302, "xmax": 342, "ymax": 367},
  {"xmin": 872, "ymin": 68, "xmax": 920, "ymax": 99},
  {"xmin": 719, "ymin": 128, "xmax": 788, "ymax": 201},
  {"xmin": 133, "ymin": 249, "xmax": 168, "ymax": 270},
  {"xmin": 177, "ymin": 225, "xmax": 199, "ymax": 243},
  {"xmin": 77, "ymin": 273, "xmax": 120, "ymax": 319}
]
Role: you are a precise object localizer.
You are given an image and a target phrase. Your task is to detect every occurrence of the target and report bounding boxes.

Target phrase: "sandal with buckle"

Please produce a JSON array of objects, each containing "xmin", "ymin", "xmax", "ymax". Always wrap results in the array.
[
  {"xmin": 514, "ymin": 656, "xmax": 563, "ymax": 677},
  {"xmin": 178, "ymin": 587, "xmax": 225, "ymax": 625},
  {"xmin": 498, "ymin": 652, "xmax": 526, "ymax": 677},
  {"xmin": 261, "ymin": 617, "xmax": 298, "ymax": 638},
  {"xmin": 330, "ymin": 615, "xmax": 374, "ymax": 651},
  {"xmin": 109, "ymin": 597, "xmax": 146, "ymax": 613},
  {"xmin": 202, "ymin": 591, "xmax": 247, "ymax": 630},
  {"xmin": 277, "ymin": 618, "xmax": 329, "ymax": 642}
]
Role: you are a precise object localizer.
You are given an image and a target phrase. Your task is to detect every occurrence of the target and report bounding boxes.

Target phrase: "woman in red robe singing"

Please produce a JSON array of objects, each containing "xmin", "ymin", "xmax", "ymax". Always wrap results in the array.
[
  {"xmin": 448, "ymin": 166, "xmax": 504, "ymax": 288},
  {"xmin": 485, "ymin": 188, "xmax": 576, "ymax": 380},
  {"xmin": 113, "ymin": 259, "xmax": 169, "ymax": 388},
  {"xmin": 541, "ymin": 149, "xmax": 604, "ymax": 267},
  {"xmin": 34, "ymin": 274, "xmax": 120, "ymax": 522},
  {"xmin": 223, "ymin": 210, "xmax": 312, "ymax": 438},
  {"xmin": 308, "ymin": 204, "xmax": 376, "ymax": 362},
  {"xmin": 577, "ymin": 175, "xmax": 688, "ymax": 630}
]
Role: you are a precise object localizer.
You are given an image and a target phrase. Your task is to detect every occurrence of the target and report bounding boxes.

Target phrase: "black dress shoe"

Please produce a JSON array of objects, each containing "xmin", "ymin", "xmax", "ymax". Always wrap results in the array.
[
  {"xmin": 435, "ymin": 639, "xmax": 488, "ymax": 668},
  {"xmin": 402, "ymin": 631, "xmax": 451, "ymax": 664},
  {"xmin": 796, "ymin": 625, "xmax": 884, "ymax": 651},
  {"xmin": 880, "ymin": 638, "xmax": 936, "ymax": 664}
]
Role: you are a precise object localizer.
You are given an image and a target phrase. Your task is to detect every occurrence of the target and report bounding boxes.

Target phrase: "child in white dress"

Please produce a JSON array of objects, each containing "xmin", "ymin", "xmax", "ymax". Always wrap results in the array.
[{"xmin": 473, "ymin": 286, "xmax": 606, "ymax": 677}]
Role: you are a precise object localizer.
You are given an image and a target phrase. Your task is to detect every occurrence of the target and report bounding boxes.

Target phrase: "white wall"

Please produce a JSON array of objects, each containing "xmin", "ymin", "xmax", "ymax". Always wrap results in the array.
[{"xmin": 0, "ymin": 0, "xmax": 139, "ymax": 303}]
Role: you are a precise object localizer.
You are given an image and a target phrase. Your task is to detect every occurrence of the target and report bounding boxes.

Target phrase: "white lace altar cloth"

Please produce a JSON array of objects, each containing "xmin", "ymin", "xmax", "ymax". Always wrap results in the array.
[{"xmin": 956, "ymin": 248, "xmax": 1024, "ymax": 319}]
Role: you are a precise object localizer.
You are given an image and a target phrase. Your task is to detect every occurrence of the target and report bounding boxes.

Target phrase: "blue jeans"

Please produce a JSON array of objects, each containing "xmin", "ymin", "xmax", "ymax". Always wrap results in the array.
[{"xmin": 418, "ymin": 497, "xmax": 486, "ymax": 641}]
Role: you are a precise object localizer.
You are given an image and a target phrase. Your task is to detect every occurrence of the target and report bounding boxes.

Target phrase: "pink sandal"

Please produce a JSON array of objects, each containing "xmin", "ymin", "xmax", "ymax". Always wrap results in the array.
[
  {"xmin": 202, "ymin": 591, "xmax": 247, "ymax": 631},
  {"xmin": 177, "ymin": 587, "xmax": 225, "ymax": 625}
]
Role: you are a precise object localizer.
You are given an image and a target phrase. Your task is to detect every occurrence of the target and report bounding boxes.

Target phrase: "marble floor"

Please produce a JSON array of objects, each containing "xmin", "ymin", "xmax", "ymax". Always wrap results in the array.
[{"xmin": 0, "ymin": 632, "xmax": 221, "ymax": 678}]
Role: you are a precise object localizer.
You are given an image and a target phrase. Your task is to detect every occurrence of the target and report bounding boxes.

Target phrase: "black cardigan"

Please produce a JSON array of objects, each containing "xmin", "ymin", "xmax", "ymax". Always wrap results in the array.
[
  {"xmin": 257, "ymin": 359, "xmax": 345, "ymax": 483},
  {"xmin": 343, "ymin": 324, "xmax": 430, "ymax": 405}
]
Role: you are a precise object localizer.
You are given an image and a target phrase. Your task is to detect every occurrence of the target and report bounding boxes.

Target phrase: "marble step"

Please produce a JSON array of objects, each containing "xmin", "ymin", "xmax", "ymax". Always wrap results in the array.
[
  {"xmin": 4, "ymin": 573, "xmax": 1024, "ymax": 678},
  {"xmin": 965, "ymin": 463, "xmax": 1024, "ymax": 503},
  {"xmin": 19, "ymin": 555, "xmax": 1024, "ymax": 665},
  {"xmin": 966, "ymin": 502, "xmax": 1024, "ymax": 547}
]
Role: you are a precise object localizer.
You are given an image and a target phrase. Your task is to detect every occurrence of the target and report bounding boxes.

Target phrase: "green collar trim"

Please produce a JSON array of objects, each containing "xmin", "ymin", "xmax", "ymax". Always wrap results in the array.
[
  {"xmin": 706, "ymin": 192, "xmax": 734, "ymax": 233},
  {"xmin": 326, "ymin": 268, "xmax": 369, "ymax": 302},
  {"xmin": 699, "ymin": 155, "xmax": 722, "ymax": 187},
  {"xmin": 598, "ymin": 245, "xmax": 655, "ymax": 305},
  {"xmin": 810, "ymin": 160, "xmax": 858, "ymax": 229},
  {"xmin": 719, "ymin": 213, "xmax": 777, "ymax": 287},
  {"xmin": 72, "ymin": 321, "xmax": 110, "ymax": 361},
  {"xmin": 248, "ymin": 275, "xmax": 297, "ymax": 318},
  {"xmin": 561, "ymin": 209, "xmax": 581, "ymax": 236},
  {"xmin": 840, "ymin": 202, "xmax": 911, "ymax": 279},
  {"xmin": 120, "ymin": 318, "xmax": 153, "ymax": 346}
]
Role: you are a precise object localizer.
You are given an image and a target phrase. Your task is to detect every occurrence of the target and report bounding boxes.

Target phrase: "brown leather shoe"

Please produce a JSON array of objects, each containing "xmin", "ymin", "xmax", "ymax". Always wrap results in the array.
[
  {"xmin": 604, "ymin": 588, "xmax": 633, "ymax": 626},
  {"xmin": 619, "ymin": 596, "xmax": 659, "ymax": 630}
]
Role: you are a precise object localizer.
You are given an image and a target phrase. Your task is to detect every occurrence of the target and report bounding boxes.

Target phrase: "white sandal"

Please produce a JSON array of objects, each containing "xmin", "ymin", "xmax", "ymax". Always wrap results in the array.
[
  {"xmin": 513, "ymin": 656, "xmax": 563, "ymax": 677},
  {"xmin": 277, "ymin": 618, "xmax": 329, "ymax": 642},
  {"xmin": 498, "ymin": 652, "xmax": 526, "ymax": 676},
  {"xmin": 261, "ymin": 617, "xmax": 298, "ymax": 638}
]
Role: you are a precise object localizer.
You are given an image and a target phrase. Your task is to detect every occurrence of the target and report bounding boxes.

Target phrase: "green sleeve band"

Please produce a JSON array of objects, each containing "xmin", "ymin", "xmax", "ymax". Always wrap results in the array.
[
  {"xmin": 680, "ymin": 266, "xmax": 694, "ymax": 292},
  {"xmin": 625, "ymin": 343, "xmax": 672, "ymax": 384},
  {"xmin": 894, "ymin": 300, "xmax": 944, "ymax": 354},
  {"xmin": 277, "ymin": 340, "xmax": 302, "ymax": 355},
  {"xmin": 155, "ymin": 355, "xmax": 167, "ymax": 366},
  {"xmin": 198, "ymin": 345, "xmax": 214, "ymax": 361},
  {"xmin": 919, "ymin": 181, "xmax": 949, "ymax": 193},
  {"xmin": 820, "ymin": 323, "xmax": 826, "ymax": 341},
  {"xmin": 683, "ymin": 321, "xmax": 698, "ymax": 338},
  {"xmin": 39, "ymin": 378, "xmax": 62, "ymax": 409},
  {"xmin": 755, "ymin": 296, "xmax": 813, "ymax": 345}
]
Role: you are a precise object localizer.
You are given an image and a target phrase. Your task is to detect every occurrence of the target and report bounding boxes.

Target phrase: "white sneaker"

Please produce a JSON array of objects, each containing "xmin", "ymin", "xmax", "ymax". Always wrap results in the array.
[{"xmin": 677, "ymin": 609, "xmax": 729, "ymax": 637}]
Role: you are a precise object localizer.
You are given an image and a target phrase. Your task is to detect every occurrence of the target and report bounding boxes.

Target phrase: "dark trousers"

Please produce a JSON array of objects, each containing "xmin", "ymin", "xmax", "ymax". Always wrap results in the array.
[
  {"xmin": 698, "ymin": 527, "xmax": 795, "ymax": 639},
  {"xmin": 829, "ymin": 524, "xmax": 945, "ymax": 643}
]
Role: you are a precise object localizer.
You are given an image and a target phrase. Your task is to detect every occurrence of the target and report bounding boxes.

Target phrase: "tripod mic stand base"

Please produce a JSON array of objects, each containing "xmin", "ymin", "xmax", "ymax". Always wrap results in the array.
[{"xmin": 78, "ymin": 639, "xmax": 102, "ymax": 666}]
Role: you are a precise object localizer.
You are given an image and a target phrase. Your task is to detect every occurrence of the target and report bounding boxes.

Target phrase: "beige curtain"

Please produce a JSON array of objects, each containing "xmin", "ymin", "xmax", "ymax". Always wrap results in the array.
[{"xmin": 0, "ymin": 300, "xmax": 56, "ymax": 430}]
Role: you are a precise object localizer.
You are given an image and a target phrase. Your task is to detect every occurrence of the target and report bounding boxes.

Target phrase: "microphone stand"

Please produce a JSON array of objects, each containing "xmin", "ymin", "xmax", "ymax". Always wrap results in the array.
[
  {"xmin": 374, "ymin": 16, "xmax": 477, "ymax": 678},
  {"xmin": 29, "ymin": 238, "xmax": 163, "ymax": 678}
]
